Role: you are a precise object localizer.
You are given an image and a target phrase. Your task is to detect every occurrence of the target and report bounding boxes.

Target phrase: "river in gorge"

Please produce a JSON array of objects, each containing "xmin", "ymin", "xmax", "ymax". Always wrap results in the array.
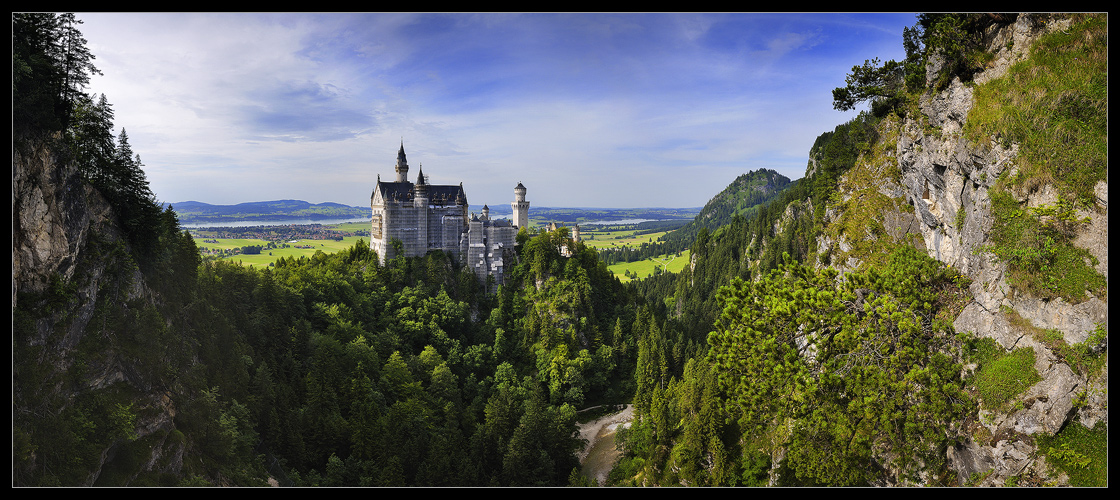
[{"xmin": 576, "ymin": 405, "xmax": 634, "ymax": 486}]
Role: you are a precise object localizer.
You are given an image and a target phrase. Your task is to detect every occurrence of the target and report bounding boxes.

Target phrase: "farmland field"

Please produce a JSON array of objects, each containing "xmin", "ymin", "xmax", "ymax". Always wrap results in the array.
[
  {"xmin": 193, "ymin": 220, "xmax": 691, "ymax": 278},
  {"xmin": 579, "ymin": 228, "xmax": 673, "ymax": 250},
  {"xmin": 607, "ymin": 249, "xmax": 690, "ymax": 283},
  {"xmin": 193, "ymin": 221, "xmax": 370, "ymax": 268},
  {"xmin": 579, "ymin": 224, "xmax": 691, "ymax": 283},
  {"xmin": 196, "ymin": 237, "xmax": 369, "ymax": 268}
]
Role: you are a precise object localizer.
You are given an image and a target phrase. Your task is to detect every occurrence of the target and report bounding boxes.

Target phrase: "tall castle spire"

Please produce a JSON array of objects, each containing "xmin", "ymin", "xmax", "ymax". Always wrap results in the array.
[{"xmin": 395, "ymin": 141, "xmax": 409, "ymax": 182}]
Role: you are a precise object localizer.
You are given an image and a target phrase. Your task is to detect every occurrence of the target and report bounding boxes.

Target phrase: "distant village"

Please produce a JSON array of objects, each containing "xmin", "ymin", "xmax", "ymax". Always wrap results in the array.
[{"xmin": 188, "ymin": 223, "xmax": 368, "ymax": 243}]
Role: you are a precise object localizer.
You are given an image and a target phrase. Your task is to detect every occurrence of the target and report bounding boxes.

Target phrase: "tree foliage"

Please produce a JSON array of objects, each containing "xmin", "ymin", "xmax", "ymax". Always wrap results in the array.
[
  {"xmin": 916, "ymin": 13, "xmax": 1017, "ymax": 89},
  {"xmin": 832, "ymin": 13, "xmax": 1018, "ymax": 116},
  {"xmin": 831, "ymin": 57, "xmax": 907, "ymax": 113},
  {"xmin": 13, "ymin": 12, "xmax": 102, "ymax": 138},
  {"xmin": 16, "ymin": 11, "xmax": 1047, "ymax": 487},
  {"xmin": 14, "ymin": 12, "xmax": 165, "ymax": 271},
  {"xmin": 706, "ymin": 247, "xmax": 972, "ymax": 484}
]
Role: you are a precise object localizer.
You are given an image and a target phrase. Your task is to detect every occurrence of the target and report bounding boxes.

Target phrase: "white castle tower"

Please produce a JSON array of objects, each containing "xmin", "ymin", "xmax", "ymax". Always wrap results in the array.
[{"xmin": 512, "ymin": 182, "xmax": 529, "ymax": 229}]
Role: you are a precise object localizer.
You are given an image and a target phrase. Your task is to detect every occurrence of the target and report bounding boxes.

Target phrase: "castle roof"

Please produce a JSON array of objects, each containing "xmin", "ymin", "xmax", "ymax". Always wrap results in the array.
[
  {"xmin": 373, "ymin": 180, "xmax": 466, "ymax": 204},
  {"xmin": 374, "ymin": 144, "xmax": 466, "ymax": 205}
]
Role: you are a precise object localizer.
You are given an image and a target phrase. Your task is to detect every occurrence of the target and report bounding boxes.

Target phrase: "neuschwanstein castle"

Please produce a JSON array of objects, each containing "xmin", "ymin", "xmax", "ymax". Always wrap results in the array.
[{"xmin": 370, "ymin": 143, "xmax": 529, "ymax": 285}]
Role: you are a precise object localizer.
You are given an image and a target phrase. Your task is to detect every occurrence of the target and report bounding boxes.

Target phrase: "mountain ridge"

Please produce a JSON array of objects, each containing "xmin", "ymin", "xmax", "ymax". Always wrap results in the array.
[
  {"xmin": 166, "ymin": 199, "xmax": 703, "ymax": 226},
  {"xmin": 658, "ymin": 168, "xmax": 793, "ymax": 250},
  {"xmin": 163, "ymin": 199, "xmax": 368, "ymax": 224}
]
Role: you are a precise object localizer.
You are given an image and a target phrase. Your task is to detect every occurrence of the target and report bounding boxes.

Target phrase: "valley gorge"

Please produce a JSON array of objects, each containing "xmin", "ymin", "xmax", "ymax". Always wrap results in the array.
[{"xmin": 13, "ymin": 13, "xmax": 1106, "ymax": 487}]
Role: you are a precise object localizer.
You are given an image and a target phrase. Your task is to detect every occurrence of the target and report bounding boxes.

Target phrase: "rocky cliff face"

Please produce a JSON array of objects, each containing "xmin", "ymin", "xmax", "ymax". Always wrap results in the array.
[
  {"xmin": 13, "ymin": 136, "xmax": 183, "ymax": 486},
  {"xmin": 820, "ymin": 14, "xmax": 1106, "ymax": 486},
  {"xmin": 14, "ymin": 135, "xmax": 110, "ymax": 301}
]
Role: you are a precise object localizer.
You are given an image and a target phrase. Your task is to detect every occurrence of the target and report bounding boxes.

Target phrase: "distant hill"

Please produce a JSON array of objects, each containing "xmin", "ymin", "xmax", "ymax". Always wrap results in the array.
[
  {"xmin": 660, "ymin": 169, "xmax": 793, "ymax": 248},
  {"xmin": 475, "ymin": 204, "xmax": 698, "ymax": 222},
  {"xmin": 165, "ymin": 200, "xmax": 368, "ymax": 224},
  {"xmin": 166, "ymin": 200, "xmax": 701, "ymax": 226}
]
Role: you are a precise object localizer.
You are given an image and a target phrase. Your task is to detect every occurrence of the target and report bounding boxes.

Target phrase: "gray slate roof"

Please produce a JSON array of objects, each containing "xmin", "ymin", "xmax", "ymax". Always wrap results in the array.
[{"xmin": 374, "ymin": 181, "xmax": 466, "ymax": 205}]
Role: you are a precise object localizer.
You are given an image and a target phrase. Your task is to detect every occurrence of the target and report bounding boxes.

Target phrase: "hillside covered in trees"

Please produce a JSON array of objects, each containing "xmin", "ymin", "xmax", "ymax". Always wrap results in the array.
[
  {"xmin": 658, "ymin": 168, "xmax": 793, "ymax": 251},
  {"xmin": 620, "ymin": 13, "xmax": 1107, "ymax": 487},
  {"xmin": 13, "ymin": 13, "xmax": 1107, "ymax": 487}
]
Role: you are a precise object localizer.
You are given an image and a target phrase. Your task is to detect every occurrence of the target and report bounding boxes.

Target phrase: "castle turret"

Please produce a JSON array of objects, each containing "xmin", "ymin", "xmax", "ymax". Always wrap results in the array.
[
  {"xmin": 512, "ymin": 182, "xmax": 529, "ymax": 229},
  {"xmin": 414, "ymin": 164, "xmax": 429, "ymax": 206},
  {"xmin": 395, "ymin": 141, "xmax": 409, "ymax": 182},
  {"xmin": 414, "ymin": 164, "xmax": 429, "ymax": 248}
]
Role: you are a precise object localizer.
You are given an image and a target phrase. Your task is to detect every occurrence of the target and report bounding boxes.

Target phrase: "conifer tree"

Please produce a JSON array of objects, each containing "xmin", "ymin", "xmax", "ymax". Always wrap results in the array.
[
  {"xmin": 707, "ymin": 248, "xmax": 972, "ymax": 485},
  {"xmin": 69, "ymin": 93, "xmax": 117, "ymax": 186},
  {"xmin": 13, "ymin": 13, "xmax": 100, "ymax": 137},
  {"xmin": 55, "ymin": 13, "xmax": 101, "ymax": 126}
]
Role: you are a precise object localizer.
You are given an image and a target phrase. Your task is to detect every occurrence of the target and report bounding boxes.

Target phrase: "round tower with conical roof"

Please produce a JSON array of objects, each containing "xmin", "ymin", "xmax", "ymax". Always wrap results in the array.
[{"xmin": 512, "ymin": 182, "xmax": 529, "ymax": 229}]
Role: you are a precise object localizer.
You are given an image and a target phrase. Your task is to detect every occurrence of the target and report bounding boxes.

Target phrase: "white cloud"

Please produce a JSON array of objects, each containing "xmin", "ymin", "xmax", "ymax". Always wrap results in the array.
[{"xmin": 75, "ymin": 12, "xmax": 916, "ymax": 208}]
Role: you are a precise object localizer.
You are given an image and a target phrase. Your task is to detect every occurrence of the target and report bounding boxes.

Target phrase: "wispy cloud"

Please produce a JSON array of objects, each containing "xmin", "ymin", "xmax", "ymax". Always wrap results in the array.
[{"xmin": 78, "ymin": 12, "xmax": 914, "ymax": 208}]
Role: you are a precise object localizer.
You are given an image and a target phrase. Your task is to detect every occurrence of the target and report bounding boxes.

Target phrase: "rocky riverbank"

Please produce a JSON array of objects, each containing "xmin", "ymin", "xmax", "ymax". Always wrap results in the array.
[{"xmin": 576, "ymin": 405, "xmax": 634, "ymax": 485}]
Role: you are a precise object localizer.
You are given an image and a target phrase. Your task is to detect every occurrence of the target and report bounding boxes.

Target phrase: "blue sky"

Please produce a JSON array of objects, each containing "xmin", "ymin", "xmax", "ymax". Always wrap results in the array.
[{"xmin": 78, "ymin": 12, "xmax": 916, "ymax": 209}]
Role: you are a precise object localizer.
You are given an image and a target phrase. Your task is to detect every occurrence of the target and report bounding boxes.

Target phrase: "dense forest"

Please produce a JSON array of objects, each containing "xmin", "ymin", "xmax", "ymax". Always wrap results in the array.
[{"xmin": 13, "ymin": 13, "xmax": 1107, "ymax": 487}]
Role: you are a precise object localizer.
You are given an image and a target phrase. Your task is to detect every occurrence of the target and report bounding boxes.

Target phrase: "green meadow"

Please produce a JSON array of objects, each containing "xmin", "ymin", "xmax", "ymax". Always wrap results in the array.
[
  {"xmin": 579, "ymin": 225, "xmax": 691, "ymax": 282},
  {"xmin": 194, "ymin": 221, "xmax": 690, "ymax": 277},
  {"xmin": 194, "ymin": 222, "xmax": 370, "ymax": 268},
  {"xmin": 607, "ymin": 249, "xmax": 690, "ymax": 283},
  {"xmin": 579, "ymin": 228, "xmax": 673, "ymax": 249}
]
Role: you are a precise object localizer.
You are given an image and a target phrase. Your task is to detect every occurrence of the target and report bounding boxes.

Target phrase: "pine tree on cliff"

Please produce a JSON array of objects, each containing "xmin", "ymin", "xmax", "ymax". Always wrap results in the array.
[{"xmin": 12, "ymin": 12, "xmax": 101, "ymax": 138}]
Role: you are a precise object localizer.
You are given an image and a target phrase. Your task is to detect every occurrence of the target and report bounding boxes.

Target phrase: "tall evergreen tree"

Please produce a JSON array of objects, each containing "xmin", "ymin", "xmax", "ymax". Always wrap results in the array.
[
  {"xmin": 69, "ymin": 93, "xmax": 117, "ymax": 184},
  {"xmin": 13, "ymin": 12, "xmax": 65, "ymax": 136},
  {"xmin": 12, "ymin": 12, "xmax": 100, "ymax": 137},
  {"xmin": 55, "ymin": 13, "xmax": 101, "ymax": 127}
]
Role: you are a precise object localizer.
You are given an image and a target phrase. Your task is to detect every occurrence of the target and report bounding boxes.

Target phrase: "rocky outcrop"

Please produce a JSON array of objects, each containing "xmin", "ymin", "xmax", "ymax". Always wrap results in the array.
[
  {"xmin": 13, "ymin": 136, "xmax": 182, "ymax": 485},
  {"xmin": 814, "ymin": 14, "xmax": 1106, "ymax": 487},
  {"xmin": 973, "ymin": 15, "xmax": 1074, "ymax": 86},
  {"xmin": 897, "ymin": 77, "xmax": 1018, "ymax": 278},
  {"xmin": 13, "ymin": 135, "xmax": 106, "ymax": 301},
  {"xmin": 888, "ymin": 15, "xmax": 1108, "ymax": 487}
]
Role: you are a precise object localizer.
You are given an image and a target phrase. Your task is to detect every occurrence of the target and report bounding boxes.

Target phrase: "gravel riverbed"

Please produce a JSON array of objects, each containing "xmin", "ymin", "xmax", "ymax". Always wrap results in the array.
[{"xmin": 576, "ymin": 405, "xmax": 634, "ymax": 485}]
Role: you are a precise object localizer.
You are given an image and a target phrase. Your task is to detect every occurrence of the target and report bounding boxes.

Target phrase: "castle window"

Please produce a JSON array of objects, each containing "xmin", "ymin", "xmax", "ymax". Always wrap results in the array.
[{"xmin": 372, "ymin": 214, "xmax": 383, "ymax": 239}]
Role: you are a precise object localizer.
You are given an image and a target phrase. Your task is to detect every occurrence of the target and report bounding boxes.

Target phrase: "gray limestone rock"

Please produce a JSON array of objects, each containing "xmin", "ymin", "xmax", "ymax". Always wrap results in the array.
[
  {"xmin": 1077, "ymin": 360, "xmax": 1108, "ymax": 429},
  {"xmin": 946, "ymin": 438, "xmax": 999, "ymax": 486},
  {"xmin": 882, "ymin": 14, "xmax": 1107, "ymax": 486}
]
